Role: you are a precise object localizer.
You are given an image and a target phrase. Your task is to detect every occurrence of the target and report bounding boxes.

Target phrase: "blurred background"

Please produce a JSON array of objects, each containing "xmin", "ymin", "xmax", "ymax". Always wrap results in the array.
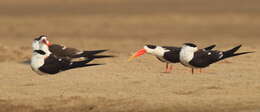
[{"xmin": 0, "ymin": 0, "xmax": 259, "ymax": 61}]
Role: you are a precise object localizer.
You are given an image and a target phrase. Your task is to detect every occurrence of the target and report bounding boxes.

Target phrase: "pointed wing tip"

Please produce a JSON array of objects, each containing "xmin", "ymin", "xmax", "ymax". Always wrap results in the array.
[
  {"xmin": 93, "ymin": 55, "xmax": 115, "ymax": 58},
  {"xmin": 86, "ymin": 63, "xmax": 105, "ymax": 66}
]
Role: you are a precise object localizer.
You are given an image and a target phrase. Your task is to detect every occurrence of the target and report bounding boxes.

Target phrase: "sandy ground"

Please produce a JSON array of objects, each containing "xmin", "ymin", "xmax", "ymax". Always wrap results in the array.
[{"xmin": 0, "ymin": 0, "xmax": 260, "ymax": 112}]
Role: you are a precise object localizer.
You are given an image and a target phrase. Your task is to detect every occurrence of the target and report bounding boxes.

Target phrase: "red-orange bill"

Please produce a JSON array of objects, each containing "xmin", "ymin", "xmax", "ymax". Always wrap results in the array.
[
  {"xmin": 128, "ymin": 49, "xmax": 147, "ymax": 61},
  {"xmin": 43, "ymin": 39, "xmax": 52, "ymax": 46}
]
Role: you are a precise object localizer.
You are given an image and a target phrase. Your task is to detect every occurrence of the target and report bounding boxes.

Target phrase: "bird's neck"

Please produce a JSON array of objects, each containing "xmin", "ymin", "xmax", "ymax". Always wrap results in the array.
[{"xmin": 150, "ymin": 46, "xmax": 168, "ymax": 57}]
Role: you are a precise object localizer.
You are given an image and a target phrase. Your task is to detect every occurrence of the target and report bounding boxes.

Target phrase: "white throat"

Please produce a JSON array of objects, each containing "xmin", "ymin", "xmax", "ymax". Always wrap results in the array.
[{"xmin": 32, "ymin": 40, "xmax": 40, "ymax": 51}]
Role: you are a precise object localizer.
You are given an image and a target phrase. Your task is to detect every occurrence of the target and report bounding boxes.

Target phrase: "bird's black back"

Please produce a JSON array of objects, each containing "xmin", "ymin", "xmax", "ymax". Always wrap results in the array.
[
  {"xmin": 160, "ymin": 46, "xmax": 181, "ymax": 63},
  {"xmin": 49, "ymin": 44, "xmax": 80, "ymax": 58},
  {"xmin": 189, "ymin": 50, "xmax": 222, "ymax": 68},
  {"xmin": 161, "ymin": 44, "xmax": 216, "ymax": 63},
  {"xmin": 38, "ymin": 54, "xmax": 71, "ymax": 74}
]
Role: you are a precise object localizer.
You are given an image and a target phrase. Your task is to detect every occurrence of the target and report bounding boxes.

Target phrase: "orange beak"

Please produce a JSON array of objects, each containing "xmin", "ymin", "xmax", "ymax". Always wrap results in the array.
[
  {"xmin": 42, "ymin": 39, "xmax": 52, "ymax": 46},
  {"xmin": 128, "ymin": 49, "xmax": 147, "ymax": 61}
]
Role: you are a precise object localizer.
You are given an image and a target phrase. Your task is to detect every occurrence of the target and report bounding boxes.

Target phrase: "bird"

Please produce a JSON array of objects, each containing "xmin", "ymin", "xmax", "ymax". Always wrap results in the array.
[
  {"xmin": 128, "ymin": 44, "xmax": 216, "ymax": 73},
  {"xmin": 31, "ymin": 39, "xmax": 71, "ymax": 75},
  {"xmin": 179, "ymin": 43, "xmax": 254, "ymax": 74},
  {"xmin": 33, "ymin": 35, "xmax": 112, "ymax": 59},
  {"xmin": 30, "ymin": 35, "xmax": 113, "ymax": 75}
]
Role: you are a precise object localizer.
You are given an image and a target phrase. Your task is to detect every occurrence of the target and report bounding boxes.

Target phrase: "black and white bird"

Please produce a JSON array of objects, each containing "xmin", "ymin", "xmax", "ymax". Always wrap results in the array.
[
  {"xmin": 33, "ymin": 35, "xmax": 111, "ymax": 59},
  {"xmin": 30, "ymin": 35, "xmax": 113, "ymax": 75},
  {"xmin": 179, "ymin": 43, "xmax": 253, "ymax": 74},
  {"xmin": 128, "ymin": 44, "xmax": 216, "ymax": 73}
]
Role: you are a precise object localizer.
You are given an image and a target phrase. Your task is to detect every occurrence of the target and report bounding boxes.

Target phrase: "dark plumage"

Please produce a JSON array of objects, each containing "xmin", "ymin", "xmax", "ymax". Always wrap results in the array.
[
  {"xmin": 129, "ymin": 44, "xmax": 216, "ymax": 73},
  {"xmin": 189, "ymin": 45, "xmax": 253, "ymax": 68},
  {"xmin": 179, "ymin": 43, "xmax": 254, "ymax": 74},
  {"xmin": 38, "ymin": 53, "xmax": 102, "ymax": 74},
  {"xmin": 31, "ymin": 35, "xmax": 113, "ymax": 75},
  {"xmin": 155, "ymin": 44, "xmax": 216, "ymax": 63},
  {"xmin": 49, "ymin": 44, "xmax": 113, "ymax": 59}
]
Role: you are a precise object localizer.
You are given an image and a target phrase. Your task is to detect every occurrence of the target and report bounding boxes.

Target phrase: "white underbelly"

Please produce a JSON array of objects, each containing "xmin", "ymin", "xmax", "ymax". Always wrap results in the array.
[{"xmin": 30, "ymin": 56, "xmax": 46, "ymax": 75}]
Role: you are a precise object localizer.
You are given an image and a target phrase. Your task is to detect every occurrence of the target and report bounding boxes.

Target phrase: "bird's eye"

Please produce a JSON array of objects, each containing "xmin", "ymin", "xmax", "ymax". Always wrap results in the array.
[{"xmin": 146, "ymin": 45, "xmax": 156, "ymax": 49}]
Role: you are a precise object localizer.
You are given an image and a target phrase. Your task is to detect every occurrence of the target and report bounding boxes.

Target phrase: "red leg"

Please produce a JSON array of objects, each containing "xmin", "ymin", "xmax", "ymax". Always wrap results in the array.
[
  {"xmin": 199, "ymin": 69, "xmax": 202, "ymax": 73},
  {"xmin": 192, "ymin": 68, "xmax": 194, "ymax": 74},
  {"xmin": 168, "ymin": 65, "xmax": 173, "ymax": 72}
]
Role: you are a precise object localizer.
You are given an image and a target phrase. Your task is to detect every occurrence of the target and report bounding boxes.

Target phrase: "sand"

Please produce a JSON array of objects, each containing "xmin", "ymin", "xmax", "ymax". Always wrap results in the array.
[{"xmin": 0, "ymin": 0, "xmax": 260, "ymax": 112}]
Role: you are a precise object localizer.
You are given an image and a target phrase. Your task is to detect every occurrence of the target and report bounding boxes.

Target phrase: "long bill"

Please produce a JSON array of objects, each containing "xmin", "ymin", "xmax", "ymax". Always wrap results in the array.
[{"xmin": 128, "ymin": 49, "xmax": 147, "ymax": 61}]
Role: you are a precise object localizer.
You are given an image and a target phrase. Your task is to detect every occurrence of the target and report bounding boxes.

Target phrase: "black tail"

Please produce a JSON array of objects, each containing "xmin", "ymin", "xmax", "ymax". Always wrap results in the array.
[
  {"xmin": 204, "ymin": 44, "xmax": 216, "ymax": 50},
  {"xmin": 82, "ymin": 49, "xmax": 108, "ymax": 56},
  {"xmin": 63, "ymin": 58, "xmax": 104, "ymax": 70},
  {"xmin": 222, "ymin": 45, "xmax": 254, "ymax": 59},
  {"xmin": 90, "ymin": 55, "xmax": 115, "ymax": 59},
  {"xmin": 72, "ymin": 49, "xmax": 114, "ymax": 58},
  {"xmin": 83, "ymin": 49, "xmax": 114, "ymax": 59}
]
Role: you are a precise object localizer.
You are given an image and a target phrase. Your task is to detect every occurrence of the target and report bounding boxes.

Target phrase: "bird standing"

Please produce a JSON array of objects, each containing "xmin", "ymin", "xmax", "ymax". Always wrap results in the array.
[
  {"xmin": 128, "ymin": 44, "xmax": 216, "ymax": 73},
  {"xmin": 179, "ymin": 43, "xmax": 253, "ymax": 74}
]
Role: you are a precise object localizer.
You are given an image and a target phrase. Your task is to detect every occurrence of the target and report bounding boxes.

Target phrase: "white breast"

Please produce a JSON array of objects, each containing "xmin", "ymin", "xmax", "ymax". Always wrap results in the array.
[
  {"xmin": 30, "ymin": 53, "xmax": 46, "ymax": 75},
  {"xmin": 179, "ymin": 47, "xmax": 194, "ymax": 67}
]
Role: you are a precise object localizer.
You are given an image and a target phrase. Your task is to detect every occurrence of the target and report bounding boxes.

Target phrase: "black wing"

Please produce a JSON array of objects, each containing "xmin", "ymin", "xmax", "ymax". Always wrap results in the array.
[
  {"xmin": 64, "ymin": 58, "xmax": 103, "ymax": 70},
  {"xmin": 189, "ymin": 50, "xmax": 223, "ymax": 68},
  {"xmin": 159, "ymin": 45, "xmax": 216, "ymax": 63},
  {"xmin": 71, "ymin": 49, "xmax": 111, "ymax": 58},
  {"xmin": 38, "ymin": 54, "xmax": 72, "ymax": 74},
  {"xmin": 203, "ymin": 44, "xmax": 216, "ymax": 51},
  {"xmin": 161, "ymin": 46, "xmax": 181, "ymax": 63},
  {"xmin": 49, "ymin": 44, "xmax": 112, "ymax": 59},
  {"xmin": 162, "ymin": 46, "xmax": 180, "ymax": 51},
  {"xmin": 49, "ymin": 44, "xmax": 80, "ymax": 58}
]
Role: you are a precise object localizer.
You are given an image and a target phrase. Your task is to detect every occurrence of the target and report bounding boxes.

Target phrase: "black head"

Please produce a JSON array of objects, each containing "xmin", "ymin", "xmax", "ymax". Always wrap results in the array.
[
  {"xmin": 34, "ymin": 35, "xmax": 47, "ymax": 41},
  {"xmin": 184, "ymin": 43, "xmax": 197, "ymax": 48},
  {"xmin": 33, "ymin": 50, "xmax": 46, "ymax": 55},
  {"xmin": 145, "ymin": 45, "xmax": 157, "ymax": 49}
]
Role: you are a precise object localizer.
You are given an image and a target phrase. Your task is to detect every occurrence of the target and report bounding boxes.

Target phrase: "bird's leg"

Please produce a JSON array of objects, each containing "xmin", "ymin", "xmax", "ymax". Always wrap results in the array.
[
  {"xmin": 199, "ymin": 68, "xmax": 202, "ymax": 73},
  {"xmin": 168, "ymin": 65, "xmax": 173, "ymax": 72},
  {"xmin": 191, "ymin": 68, "xmax": 194, "ymax": 74},
  {"xmin": 164, "ymin": 63, "xmax": 169, "ymax": 73}
]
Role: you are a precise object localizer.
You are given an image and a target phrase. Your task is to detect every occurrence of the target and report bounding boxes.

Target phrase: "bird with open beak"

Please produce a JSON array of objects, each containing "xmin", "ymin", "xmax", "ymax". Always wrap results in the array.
[{"xmin": 128, "ymin": 44, "xmax": 216, "ymax": 73}]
